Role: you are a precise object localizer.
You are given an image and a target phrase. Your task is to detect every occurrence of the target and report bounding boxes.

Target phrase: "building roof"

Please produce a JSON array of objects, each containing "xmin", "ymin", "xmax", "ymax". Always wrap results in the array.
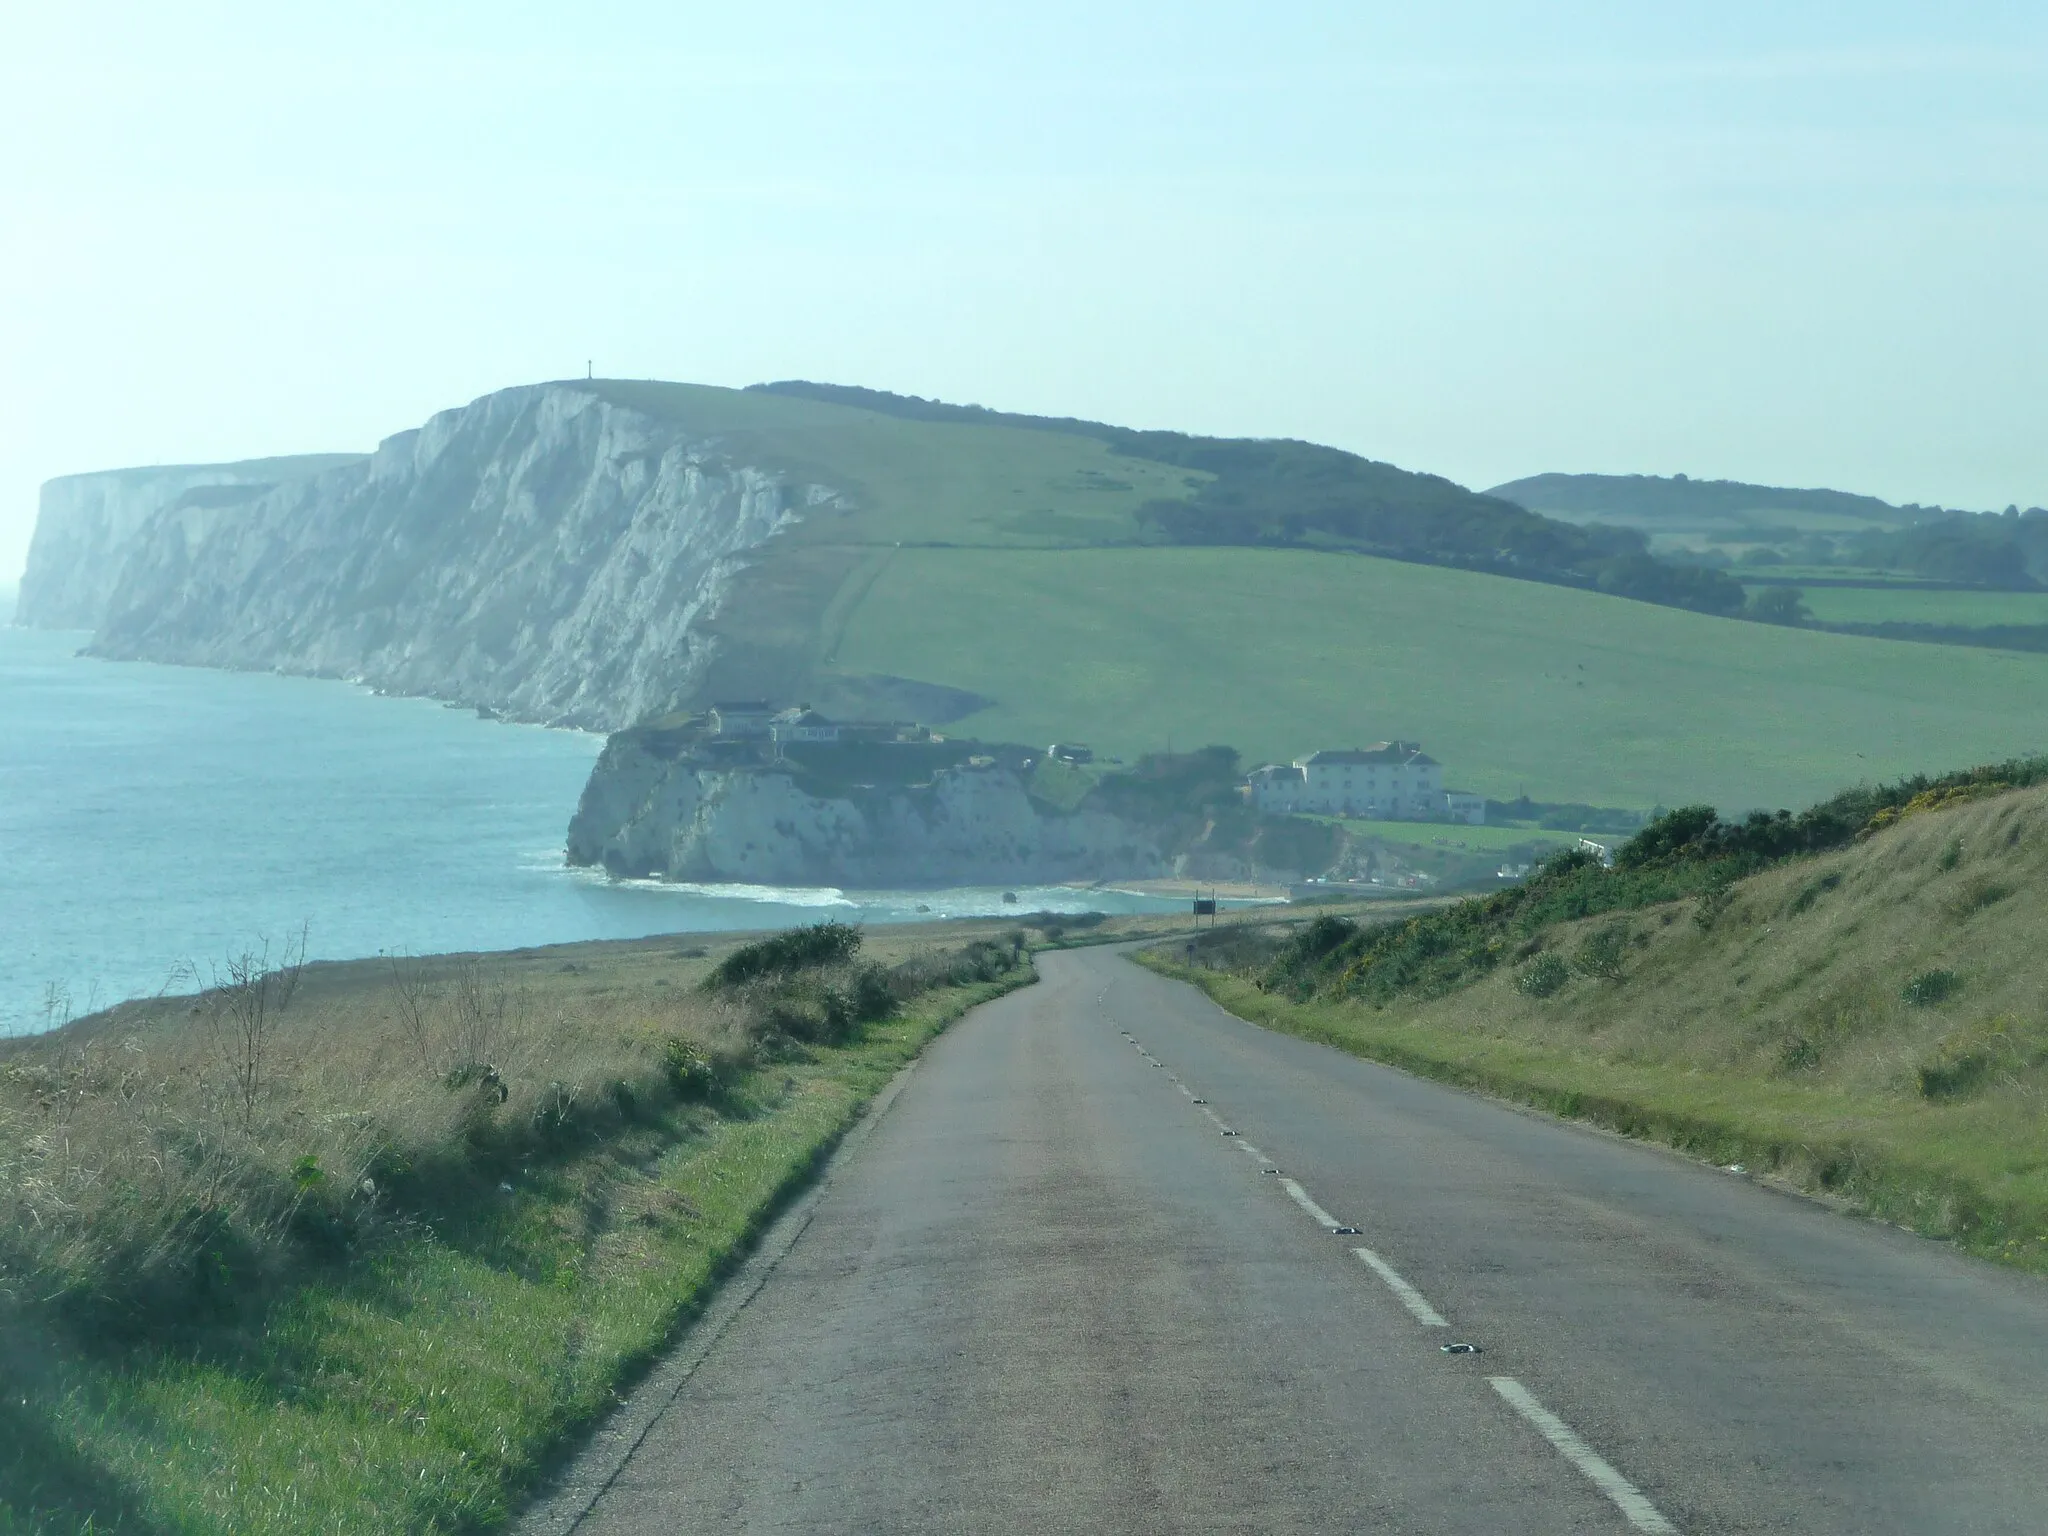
[
  {"xmin": 1298, "ymin": 742, "xmax": 1438, "ymax": 767},
  {"xmin": 710, "ymin": 700, "xmax": 774, "ymax": 715}
]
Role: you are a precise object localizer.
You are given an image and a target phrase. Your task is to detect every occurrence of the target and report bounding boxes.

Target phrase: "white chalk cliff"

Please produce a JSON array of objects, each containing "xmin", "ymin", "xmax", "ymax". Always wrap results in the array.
[
  {"xmin": 38, "ymin": 384, "xmax": 842, "ymax": 729},
  {"xmin": 19, "ymin": 455, "xmax": 362, "ymax": 630},
  {"xmin": 567, "ymin": 738, "xmax": 1166, "ymax": 887}
]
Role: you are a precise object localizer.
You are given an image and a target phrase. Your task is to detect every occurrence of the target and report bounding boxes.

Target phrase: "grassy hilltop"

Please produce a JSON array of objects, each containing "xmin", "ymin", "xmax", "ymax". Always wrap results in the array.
[{"xmin": 569, "ymin": 381, "xmax": 2048, "ymax": 814}]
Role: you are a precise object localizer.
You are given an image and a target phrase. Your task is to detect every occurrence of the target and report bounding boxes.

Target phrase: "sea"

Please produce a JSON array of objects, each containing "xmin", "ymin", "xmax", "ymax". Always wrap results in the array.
[{"xmin": 0, "ymin": 627, "xmax": 1204, "ymax": 1036}]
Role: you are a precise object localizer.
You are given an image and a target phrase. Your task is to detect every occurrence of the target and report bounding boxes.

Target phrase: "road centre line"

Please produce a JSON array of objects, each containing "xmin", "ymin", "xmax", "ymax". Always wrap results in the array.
[
  {"xmin": 1120, "ymin": 995, "xmax": 1672, "ymax": 1534},
  {"xmin": 1350, "ymin": 1247, "xmax": 1448, "ymax": 1326},
  {"xmin": 1278, "ymin": 1177, "xmax": 1345, "ymax": 1230},
  {"xmin": 1488, "ymin": 1378, "xmax": 1679, "ymax": 1534}
]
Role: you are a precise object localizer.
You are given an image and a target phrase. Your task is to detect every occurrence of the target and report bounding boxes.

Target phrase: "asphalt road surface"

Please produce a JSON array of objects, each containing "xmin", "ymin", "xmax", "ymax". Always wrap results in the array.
[{"xmin": 538, "ymin": 945, "xmax": 2048, "ymax": 1533}]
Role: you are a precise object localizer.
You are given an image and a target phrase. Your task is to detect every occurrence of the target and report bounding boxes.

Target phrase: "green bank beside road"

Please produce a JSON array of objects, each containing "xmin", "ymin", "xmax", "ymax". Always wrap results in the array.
[
  {"xmin": 1141, "ymin": 771, "xmax": 2048, "ymax": 1278},
  {"xmin": 1, "ymin": 926, "xmax": 1033, "ymax": 1535}
]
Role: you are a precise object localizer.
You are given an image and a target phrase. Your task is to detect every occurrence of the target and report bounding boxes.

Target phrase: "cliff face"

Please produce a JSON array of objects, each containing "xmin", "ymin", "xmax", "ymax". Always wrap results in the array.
[
  {"xmin": 18, "ymin": 456, "xmax": 361, "ymax": 629},
  {"xmin": 567, "ymin": 740, "xmax": 1167, "ymax": 887},
  {"xmin": 77, "ymin": 385, "xmax": 844, "ymax": 729}
]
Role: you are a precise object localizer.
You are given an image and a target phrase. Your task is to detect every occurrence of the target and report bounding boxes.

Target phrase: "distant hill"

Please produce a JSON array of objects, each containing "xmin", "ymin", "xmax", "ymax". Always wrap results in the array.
[
  {"xmin": 1490, "ymin": 471, "xmax": 2048, "ymax": 590},
  {"xmin": 1487, "ymin": 472, "xmax": 1914, "ymax": 528},
  {"xmin": 757, "ymin": 383, "xmax": 1740, "ymax": 614}
]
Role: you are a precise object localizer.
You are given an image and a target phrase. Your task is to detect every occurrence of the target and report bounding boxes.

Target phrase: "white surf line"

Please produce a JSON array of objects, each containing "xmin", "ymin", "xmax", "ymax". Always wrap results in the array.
[
  {"xmin": 1488, "ymin": 1378, "xmax": 1679, "ymax": 1534},
  {"xmin": 1277, "ymin": 1176, "xmax": 1346, "ymax": 1230},
  {"xmin": 1350, "ymin": 1247, "xmax": 1448, "ymax": 1327}
]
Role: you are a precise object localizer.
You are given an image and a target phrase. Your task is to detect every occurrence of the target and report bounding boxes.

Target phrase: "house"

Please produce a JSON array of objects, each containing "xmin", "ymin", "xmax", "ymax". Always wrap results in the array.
[
  {"xmin": 707, "ymin": 701, "xmax": 775, "ymax": 739},
  {"xmin": 1249, "ymin": 742, "xmax": 1444, "ymax": 819},
  {"xmin": 1047, "ymin": 742, "xmax": 1094, "ymax": 765},
  {"xmin": 1442, "ymin": 790, "xmax": 1486, "ymax": 825},
  {"xmin": 1247, "ymin": 763, "xmax": 1308, "ymax": 813},
  {"xmin": 771, "ymin": 707, "xmax": 842, "ymax": 744}
]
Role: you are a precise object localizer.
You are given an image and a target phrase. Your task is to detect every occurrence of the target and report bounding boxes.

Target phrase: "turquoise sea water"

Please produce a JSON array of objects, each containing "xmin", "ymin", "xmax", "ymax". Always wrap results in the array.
[{"xmin": 0, "ymin": 628, "xmax": 1199, "ymax": 1035}]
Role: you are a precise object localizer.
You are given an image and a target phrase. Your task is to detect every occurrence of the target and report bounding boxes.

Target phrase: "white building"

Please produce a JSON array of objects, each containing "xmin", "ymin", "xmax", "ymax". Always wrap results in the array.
[
  {"xmin": 1443, "ymin": 790, "xmax": 1486, "ymax": 825},
  {"xmin": 708, "ymin": 700, "xmax": 775, "ymax": 739},
  {"xmin": 770, "ymin": 707, "xmax": 842, "ymax": 744},
  {"xmin": 1248, "ymin": 742, "xmax": 1482, "ymax": 823}
]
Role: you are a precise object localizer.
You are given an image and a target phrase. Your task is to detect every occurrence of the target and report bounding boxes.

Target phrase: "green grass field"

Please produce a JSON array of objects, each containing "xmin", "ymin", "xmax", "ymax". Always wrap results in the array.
[
  {"xmin": 828, "ymin": 546, "xmax": 2048, "ymax": 813},
  {"xmin": 588, "ymin": 381, "xmax": 1199, "ymax": 549},
  {"xmin": 1753, "ymin": 585, "xmax": 2048, "ymax": 626}
]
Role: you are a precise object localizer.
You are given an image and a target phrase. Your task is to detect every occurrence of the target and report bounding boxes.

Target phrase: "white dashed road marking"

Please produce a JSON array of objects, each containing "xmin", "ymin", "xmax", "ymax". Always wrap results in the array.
[
  {"xmin": 1277, "ymin": 1177, "xmax": 1344, "ymax": 1230},
  {"xmin": 1488, "ymin": 1377, "xmax": 1679, "ymax": 1533},
  {"xmin": 1350, "ymin": 1246, "xmax": 1448, "ymax": 1327},
  {"xmin": 1113, "ymin": 1004, "xmax": 1676, "ymax": 1534}
]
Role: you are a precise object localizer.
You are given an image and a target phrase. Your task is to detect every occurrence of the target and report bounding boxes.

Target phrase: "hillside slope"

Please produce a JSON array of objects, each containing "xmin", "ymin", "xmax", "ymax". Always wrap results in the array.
[
  {"xmin": 1164, "ymin": 776, "xmax": 2048, "ymax": 1269},
  {"xmin": 824, "ymin": 545, "xmax": 2048, "ymax": 811}
]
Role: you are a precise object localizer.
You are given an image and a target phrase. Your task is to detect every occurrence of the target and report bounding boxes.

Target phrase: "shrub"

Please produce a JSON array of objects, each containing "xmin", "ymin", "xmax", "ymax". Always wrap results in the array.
[
  {"xmin": 1902, "ymin": 969, "xmax": 1960, "ymax": 1007},
  {"xmin": 705, "ymin": 922, "xmax": 863, "ymax": 989},
  {"xmin": 661, "ymin": 1036, "xmax": 720, "ymax": 1101},
  {"xmin": 1572, "ymin": 923, "xmax": 1631, "ymax": 981},
  {"xmin": 1694, "ymin": 877, "xmax": 1738, "ymax": 930},
  {"xmin": 850, "ymin": 963, "xmax": 898, "ymax": 1023},
  {"xmin": 1514, "ymin": 953, "xmax": 1571, "ymax": 998}
]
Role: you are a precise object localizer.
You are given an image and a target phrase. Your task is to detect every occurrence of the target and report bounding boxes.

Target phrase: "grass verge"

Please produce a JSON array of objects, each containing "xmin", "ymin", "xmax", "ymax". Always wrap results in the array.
[
  {"xmin": 1, "ymin": 932, "xmax": 1030, "ymax": 1535},
  {"xmin": 1136, "ymin": 953, "xmax": 2048, "ymax": 1278}
]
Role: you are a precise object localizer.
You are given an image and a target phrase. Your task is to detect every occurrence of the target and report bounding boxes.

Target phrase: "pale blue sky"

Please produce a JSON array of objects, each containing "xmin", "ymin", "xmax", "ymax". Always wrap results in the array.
[{"xmin": 3, "ymin": 3, "xmax": 2044, "ymax": 583}]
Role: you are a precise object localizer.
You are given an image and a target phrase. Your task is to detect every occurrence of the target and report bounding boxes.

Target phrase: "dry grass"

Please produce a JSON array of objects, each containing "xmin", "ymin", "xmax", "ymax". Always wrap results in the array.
[
  {"xmin": 0, "ymin": 920, "xmax": 1046, "ymax": 1534},
  {"xmin": 0, "ymin": 935, "xmax": 750, "ymax": 1325},
  {"xmin": 1151, "ymin": 786, "xmax": 2048, "ymax": 1270}
]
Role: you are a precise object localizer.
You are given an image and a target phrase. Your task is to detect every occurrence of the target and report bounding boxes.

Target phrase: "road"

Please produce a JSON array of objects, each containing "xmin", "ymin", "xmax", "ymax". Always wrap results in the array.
[{"xmin": 536, "ymin": 945, "xmax": 2048, "ymax": 1533}]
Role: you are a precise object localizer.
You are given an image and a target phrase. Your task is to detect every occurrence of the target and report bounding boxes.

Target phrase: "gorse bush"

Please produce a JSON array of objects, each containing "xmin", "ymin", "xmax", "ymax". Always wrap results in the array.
[
  {"xmin": 1902, "ymin": 969, "xmax": 1961, "ymax": 1007},
  {"xmin": 1571, "ymin": 923, "xmax": 1632, "ymax": 981},
  {"xmin": 1514, "ymin": 953, "xmax": 1571, "ymax": 998},
  {"xmin": 1246, "ymin": 753, "xmax": 2048, "ymax": 1008},
  {"xmin": 705, "ymin": 921, "xmax": 864, "ymax": 988}
]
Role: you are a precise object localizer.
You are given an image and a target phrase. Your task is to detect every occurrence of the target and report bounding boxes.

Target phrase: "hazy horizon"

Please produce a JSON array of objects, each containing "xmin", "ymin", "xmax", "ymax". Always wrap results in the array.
[{"xmin": 5, "ymin": 3, "xmax": 2045, "ymax": 584}]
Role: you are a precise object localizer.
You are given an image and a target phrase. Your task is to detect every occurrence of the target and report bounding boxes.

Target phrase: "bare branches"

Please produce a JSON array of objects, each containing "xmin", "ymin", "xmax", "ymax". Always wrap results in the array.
[
  {"xmin": 385, "ymin": 951, "xmax": 435, "ymax": 1074},
  {"xmin": 205, "ymin": 924, "xmax": 309, "ymax": 1133},
  {"xmin": 447, "ymin": 958, "xmax": 506, "ymax": 1079}
]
